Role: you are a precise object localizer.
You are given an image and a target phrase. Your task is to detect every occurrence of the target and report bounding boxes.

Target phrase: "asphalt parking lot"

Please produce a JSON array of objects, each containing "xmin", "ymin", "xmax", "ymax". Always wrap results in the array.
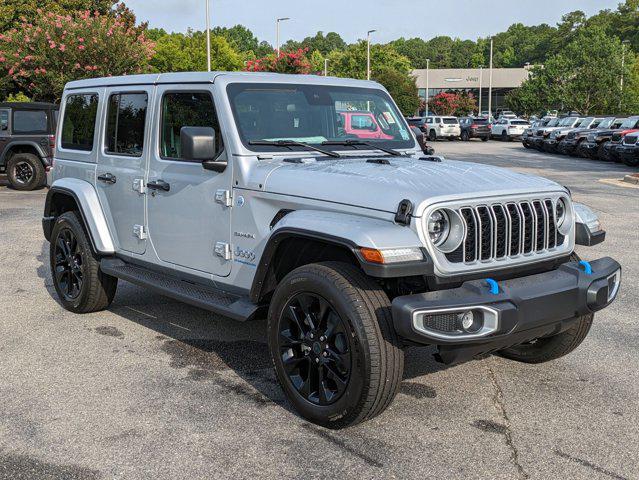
[{"xmin": 1, "ymin": 141, "xmax": 637, "ymax": 480}]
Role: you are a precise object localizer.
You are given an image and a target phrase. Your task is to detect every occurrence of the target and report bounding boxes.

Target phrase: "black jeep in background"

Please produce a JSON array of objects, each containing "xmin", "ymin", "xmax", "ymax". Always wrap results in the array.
[
  {"xmin": 459, "ymin": 117, "xmax": 490, "ymax": 141},
  {"xmin": 0, "ymin": 102, "xmax": 58, "ymax": 190}
]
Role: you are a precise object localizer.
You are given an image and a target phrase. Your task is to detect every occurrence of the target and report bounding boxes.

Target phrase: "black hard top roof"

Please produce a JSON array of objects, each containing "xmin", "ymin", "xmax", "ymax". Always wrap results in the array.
[{"xmin": 0, "ymin": 102, "xmax": 58, "ymax": 110}]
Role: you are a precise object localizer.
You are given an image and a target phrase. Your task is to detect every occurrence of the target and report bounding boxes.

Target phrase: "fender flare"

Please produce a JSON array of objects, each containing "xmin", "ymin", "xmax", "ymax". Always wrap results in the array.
[
  {"xmin": 249, "ymin": 210, "xmax": 432, "ymax": 303},
  {"xmin": 43, "ymin": 178, "xmax": 115, "ymax": 254},
  {"xmin": 0, "ymin": 140, "xmax": 48, "ymax": 166}
]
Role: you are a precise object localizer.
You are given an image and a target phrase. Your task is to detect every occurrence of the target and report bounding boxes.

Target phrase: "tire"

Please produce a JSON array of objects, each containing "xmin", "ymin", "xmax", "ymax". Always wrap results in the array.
[
  {"xmin": 501, "ymin": 130, "xmax": 509, "ymax": 142},
  {"xmin": 429, "ymin": 130, "xmax": 437, "ymax": 141},
  {"xmin": 499, "ymin": 253, "xmax": 592, "ymax": 364},
  {"xmin": 569, "ymin": 140, "xmax": 583, "ymax": 157},
  {"xmin": 481, "ymin": 136, "xmax": 489, "ymax": 142},
  {"xmin": 6, "ymin": 153, "xmax": 46, "ymax": 191},
  {"xmin": 597, "ymin": 141, "xmax": 608, "ymax": 161},
  {"xmin": 50, "ymin": 211, "xmax": 117, "ymax": 313},
  {"xmin": 623, "ymin": 155, "xmax": 639, "ymax": 167},
  {"xmin": 267, "ymin": 262, "xmax": 404, "ymax": 429},
  {"xmin": 447, "ymin": 137, "xmax": 455, "ymax": 141},
  {"xmin": 461, "ymin": 131, "xmax": 469, "ymax": 141}
]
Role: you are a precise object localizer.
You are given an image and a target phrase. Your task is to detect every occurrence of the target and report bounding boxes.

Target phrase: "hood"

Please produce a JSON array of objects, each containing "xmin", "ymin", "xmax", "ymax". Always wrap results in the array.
[{"xmin": 253, "ymin": 156, "xmax": 563, "ymax": 216}]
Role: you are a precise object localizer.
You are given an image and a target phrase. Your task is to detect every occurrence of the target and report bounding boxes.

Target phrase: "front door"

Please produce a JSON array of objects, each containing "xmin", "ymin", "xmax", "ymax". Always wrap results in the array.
[
  {"xmin": 146, "ymin": 85, "xmax": 232, "ymax": 277},
  {"xmin": 96, "ymin": 87, "xmax": 151, "ymax": 255}
]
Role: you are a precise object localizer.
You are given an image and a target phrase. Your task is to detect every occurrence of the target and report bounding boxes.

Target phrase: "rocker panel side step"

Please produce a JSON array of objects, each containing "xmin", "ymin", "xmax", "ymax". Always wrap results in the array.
[{"xmin": 100, "ymin": 258, "xmax": 260, "ymax": 321}]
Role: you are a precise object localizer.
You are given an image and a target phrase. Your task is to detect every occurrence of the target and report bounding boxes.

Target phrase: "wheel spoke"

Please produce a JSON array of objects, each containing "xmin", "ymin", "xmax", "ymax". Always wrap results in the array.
[
  {"xmin": 316, "ymin": 297, "xmax": 331, "ymax": 331},
  {"xmin": 279, "ymin": 329, "xmax": 302, "ymax": 348},
  {"xmin": 317, "ymin": 365, "xmax": 328, "ymax": 405},
  {"xmin": 285, "ymin": 305, "xmax": 308, "ymax": 336},
  {"xmin": 326, "ymin": 347, "xmax": 349, "ymax": 371},
  {"xmin": 325, "ymin": 363, "xmax": 348, "ymax": 394},
  {"xmin": 282, "ymin": 355, "xmax": 306, "ymax": 374}
]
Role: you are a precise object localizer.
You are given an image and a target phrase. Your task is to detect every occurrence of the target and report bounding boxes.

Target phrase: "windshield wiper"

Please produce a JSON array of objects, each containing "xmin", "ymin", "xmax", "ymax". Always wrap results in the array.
[
  {"xmin": 249, "ymin": 140, "xmax": 341, "ymax": 158},
  {"xmin": 321, "ymin": 139, "xmax": 404, "ymax": 157}
]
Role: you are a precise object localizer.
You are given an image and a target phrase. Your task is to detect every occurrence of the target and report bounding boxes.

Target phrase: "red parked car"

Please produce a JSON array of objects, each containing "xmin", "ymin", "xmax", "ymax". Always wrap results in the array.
[{"xmin": 338, "ymin": 111, "xmax": 394, "ymax": 140}]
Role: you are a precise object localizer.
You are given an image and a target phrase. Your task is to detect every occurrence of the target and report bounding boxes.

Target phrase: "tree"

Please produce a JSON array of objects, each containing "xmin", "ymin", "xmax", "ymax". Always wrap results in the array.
[
  {"xmin": 149, "ymin": 30, "xmax": 243, "ymax": 73},
  {"xmin": 373, "ymin": 68, "xmax": 419, "ymax": 116},
  {"xmin": 327, "ymin": 41, "xmax": 412, "ymax": 80},
  {"xmin": 283, "ymin": 31, "xmax": 346, "ymax": 55},
  {"xmin": 245, "ymin": 49, "xmax": 312, "ymax": 74},
  {"xmin": 0, "ymin": 0, "xmax": 117, "ymax": 32},
  {"xmin": 429, "ymin": 91, "xmax": 477, "ymax": 116},
  {"xmin": 212, "ymin": 25, "xmax": 261, "ymax": 53},
  {"xmin": 0, "ymin": 7, "xmax": 154, "ymax": 101}
]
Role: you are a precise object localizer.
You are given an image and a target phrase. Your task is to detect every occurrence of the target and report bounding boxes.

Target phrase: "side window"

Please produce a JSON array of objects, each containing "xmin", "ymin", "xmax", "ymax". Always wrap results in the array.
[
  {"xmin": 435, "ymin": 117, "xmax": 441, "ymax": 123},
  {"xmin": 61, "ymin": 94, "xmax": 99, "ymax": 151},
  {"xmin": 13, "ymin": 110, "xmax": 47, "ymax": 134},
  {"xmin": 105, "ymin": 92, "xmax": 148, "ymax": 157},
  {"xmin": 0, "ymin": 110, "xmax": 8, "ymax": 132},
  {"xmin": 160, "ymin": 91, "xmax": 223, "ymax": 161}
]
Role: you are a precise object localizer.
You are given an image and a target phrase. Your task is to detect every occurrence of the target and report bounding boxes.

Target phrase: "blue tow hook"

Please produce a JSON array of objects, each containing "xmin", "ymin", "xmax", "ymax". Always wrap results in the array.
[
  {"xmin": 485, "ymin": 278, "xmax": 499, "ymax": 295},
  {"xmin": 578, "ymin": 260, "xmax": 593, "ymax": 275}
]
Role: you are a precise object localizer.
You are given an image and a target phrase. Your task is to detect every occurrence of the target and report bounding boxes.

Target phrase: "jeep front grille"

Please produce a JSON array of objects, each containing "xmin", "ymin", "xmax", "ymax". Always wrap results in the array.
[
  {"xmin": 622, "ymin": 134, "xmax": 638, "ymax": 146},
  {"xmin": 445, "ymin": 199, "xmax": 564, "ymax": 265}
]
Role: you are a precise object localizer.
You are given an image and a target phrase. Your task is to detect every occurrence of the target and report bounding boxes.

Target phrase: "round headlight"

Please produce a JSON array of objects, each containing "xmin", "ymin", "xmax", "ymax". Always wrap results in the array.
[
  {"xmin": 428, "ymin": 209, "xmax": 450, "ymax": 246},
  {"xmin": 556, "ymin": 198, "xmax": 567, "ymax": 227}
]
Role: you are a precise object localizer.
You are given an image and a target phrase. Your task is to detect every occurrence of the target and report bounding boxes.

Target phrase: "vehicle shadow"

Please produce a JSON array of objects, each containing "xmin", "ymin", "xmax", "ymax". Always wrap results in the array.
[{"xmin": 35, "ymin": 241, "xmax": 458, "ymax": 413}]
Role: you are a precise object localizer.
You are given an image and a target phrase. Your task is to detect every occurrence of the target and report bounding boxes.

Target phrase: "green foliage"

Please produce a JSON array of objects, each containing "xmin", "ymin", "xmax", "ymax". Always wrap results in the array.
[
  {"xmin": 327, "ymin": 41, "xmax": 412, "ymax": 80},
  {"xmin": 149, "ymin": 30, "xmax": 243, "ymax": 73},
  {"xmin": 283, "ymin": 31, "xmax": 346, "ymax": 55},
  {"xmin": 373, "ymin": 69, "xmax": 419, "ymax": 116},
  {"xmin": 429, "ymin": 92, "xmax": 477, "ymax": 116},
  {"xmin": 4, "ymin": 91, "xmax": 30, "ymax": 102},
  {"xmin": 0, "ymin": 0, "xmax": 117, "ymax": 31}
]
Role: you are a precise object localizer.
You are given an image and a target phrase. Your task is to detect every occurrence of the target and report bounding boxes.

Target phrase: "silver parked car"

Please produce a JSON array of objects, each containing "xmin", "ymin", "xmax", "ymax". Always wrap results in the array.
[{"xmin": 43, "ymin": 72, "xmax": 621, "ymax": 428}]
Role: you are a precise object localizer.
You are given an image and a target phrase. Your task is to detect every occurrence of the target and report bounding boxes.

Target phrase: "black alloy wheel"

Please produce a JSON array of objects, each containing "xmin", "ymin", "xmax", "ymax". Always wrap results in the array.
[
  {"xmin": 14, "ymin": 160, "xmax": 35, "ymax": 185},
  {"xmin": 277, "ymin": 292, "xmax": 351, "ymax": 406},
  {"xmin": 53, "ymin": 227, "xmax": 84, "ymax": 301}
]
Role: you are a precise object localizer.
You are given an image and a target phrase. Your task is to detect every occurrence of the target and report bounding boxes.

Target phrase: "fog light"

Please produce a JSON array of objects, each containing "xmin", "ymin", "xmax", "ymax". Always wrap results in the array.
[
  {"xmin": 460, "ymin": 311, "xmax": 474, "ymax": 330},
  {"xmin": 458, "ymin": 310, "xmax": 483, "ymax": 333}
]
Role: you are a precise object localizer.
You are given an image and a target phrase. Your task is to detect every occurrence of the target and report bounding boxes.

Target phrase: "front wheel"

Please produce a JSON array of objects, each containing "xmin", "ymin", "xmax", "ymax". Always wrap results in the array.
[
  {"xmin": 499, "ymin": 314, "xmax": 593, "ymax": 363},
  {"xmin": 268, "ymin": 262, "xmax": 404, "ymax": 429}
]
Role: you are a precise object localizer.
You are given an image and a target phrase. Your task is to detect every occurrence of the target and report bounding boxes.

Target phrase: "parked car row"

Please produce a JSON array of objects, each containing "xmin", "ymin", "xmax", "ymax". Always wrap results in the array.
[
  {"xmin": 522, "ymin": 114, "xmax": 639, "ymax": 166},
  {"xmin": 407, "ymin": 115, "xmax": 532, "ymax": 142}
]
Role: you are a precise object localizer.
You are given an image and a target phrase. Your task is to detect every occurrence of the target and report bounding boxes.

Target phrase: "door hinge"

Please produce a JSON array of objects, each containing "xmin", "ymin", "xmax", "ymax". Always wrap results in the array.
[
  {"xmin": 214, "ymin": 242, "xmax": 232, "ymax": 260},
  {"xmin": 133, "ymin": 178, "xmax": 146, "ymax": 194},
  {"xmin": 214, "ymin": 189, "xmax": 233, "ymax": 207},
  {"xmin": 133, "ymin": 224, "xmax": 147, "ymax": 240}
]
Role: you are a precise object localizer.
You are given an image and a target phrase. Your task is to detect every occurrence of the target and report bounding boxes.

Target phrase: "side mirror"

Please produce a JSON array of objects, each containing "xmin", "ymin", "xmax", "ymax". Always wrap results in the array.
[
  {"xmin": 180, "ymin": 126, "xmax": 227, "ymax": 172},
  {"xmin": 1, "ymin": 124, "xmax": 7, "ymax": 131}
]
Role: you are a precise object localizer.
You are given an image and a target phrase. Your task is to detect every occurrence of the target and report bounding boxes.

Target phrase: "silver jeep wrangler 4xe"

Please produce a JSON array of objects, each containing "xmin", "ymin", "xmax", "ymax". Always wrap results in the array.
[{"xmin": 43, "ymin": 72, "xmax": 621, "ymax": 429}]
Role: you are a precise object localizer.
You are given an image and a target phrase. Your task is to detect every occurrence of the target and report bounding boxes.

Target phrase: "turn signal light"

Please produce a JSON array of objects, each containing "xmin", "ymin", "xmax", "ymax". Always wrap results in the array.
[{"xmin": 359, "ymin": 247, "xmax": 423, "ymax": 264}]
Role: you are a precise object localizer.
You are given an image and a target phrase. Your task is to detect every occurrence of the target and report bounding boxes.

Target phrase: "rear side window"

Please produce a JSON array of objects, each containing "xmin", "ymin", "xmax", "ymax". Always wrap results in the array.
[
  {"xmin": 13, "ymin": 110, "xmax": 47, "ymax": 134},
  {"xmin": 160, "ymin": 91, "xmax": 222, "ymax": 160},
  {"xmin": 61, "ymin": 94, "xmax": 98, "ymax": 151},
  {"xmin": 105, "ymin": 93, "xmax": 148, "ymax": 157},
  {"xmin": 0, "ymin": 110, "xmax": 8, "ymax": 131},
  {"xmin": 351, "ymin": 115, "xmax": 375, "ymax": 130}
]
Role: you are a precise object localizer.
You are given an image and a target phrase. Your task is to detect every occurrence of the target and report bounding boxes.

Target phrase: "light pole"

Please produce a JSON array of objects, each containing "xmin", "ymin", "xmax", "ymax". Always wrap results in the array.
[
  {"xmin": 425, "ymin": 58, "xmax": 430, "ymax": 116},
  {"xmin": 488, "ymin": 38, "xmax": 494, "ymax": 118},
  {"xmin": 478, "ymin": 65, "xmax": 483, "ymax": 116},
  {"xmin": 324, "ymin": 58, "xmax": 329, "ymax": 76},
  {"xmin": 205, "ymin": 0, "xmax": 211, "ymax": 72},
  {"xmin": 367, "ymin": 29, "xmax": 376, "ymax": 80},
  {"xmin": 620, "ymin": 40, "xmax": 630, "ymax": 109},
  {"xmin": 276, "ymin": 17, "xmax": 290, "ymax": 56}
]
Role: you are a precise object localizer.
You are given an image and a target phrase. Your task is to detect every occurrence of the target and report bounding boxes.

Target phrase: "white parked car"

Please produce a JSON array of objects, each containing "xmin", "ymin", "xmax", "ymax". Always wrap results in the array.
[
  {"xmin": 491, "ymin": 118, "xmax": 531, "ymax": 141},
  {"xmin": 497, "ymin": 110, "xmax": 517, "ymax": 119},
  {"xmin": 423, "ymin": 116, "xmax": 460, "ymax": 141}
]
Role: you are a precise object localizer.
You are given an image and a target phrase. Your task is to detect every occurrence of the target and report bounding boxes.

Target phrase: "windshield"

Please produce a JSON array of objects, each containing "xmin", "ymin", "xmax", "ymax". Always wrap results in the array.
[
  {"xmin": 620, "ymin": 117, "xmax": 638, "ymax": 129},
  {"xmin": 559, "ymin": 117, "xmax": 577, "ymax": 127},
  {"xmin": 442, "ymin": 117, "xmax": 458, "ymax": 124},
  {"xmin": 511, "ymin": 120, "xmax": 529, "ymax": 125},
  {"xmin": 576, "ymin": 117, "xmax": 594, "ymax": 128},
  {"xmin": 546, "ymin": 118, "xmax": 560, "ymax": 127},
  {"xmin": 227, "ymin": 83, "xmax": 414, "ymax": 152},
  {"xmin": 597, "ymin": 117, "xmax": 616, "ymax": 129}
]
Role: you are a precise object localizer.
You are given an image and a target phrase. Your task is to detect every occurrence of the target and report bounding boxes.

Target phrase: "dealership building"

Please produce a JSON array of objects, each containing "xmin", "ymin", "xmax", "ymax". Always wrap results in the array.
[{"xmin": 411, "ymin": 67, "xmax": 531, "ymax": 114}]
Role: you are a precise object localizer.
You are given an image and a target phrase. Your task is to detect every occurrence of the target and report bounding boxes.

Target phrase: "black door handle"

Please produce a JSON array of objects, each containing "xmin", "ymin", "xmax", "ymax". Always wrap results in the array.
[
  {"xmin": 97, "ymin": 173, "xmax": 116, "ymax": 184},
  {"xmin": 147, "ymin": 179, "xmax": 170, "ymax": 192}
]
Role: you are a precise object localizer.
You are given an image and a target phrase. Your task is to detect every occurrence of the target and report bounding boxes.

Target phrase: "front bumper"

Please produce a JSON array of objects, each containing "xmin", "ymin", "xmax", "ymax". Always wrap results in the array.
[
  {"xmin": 580, "ymin": 141, "xmax": 599, "ymax": 157},
  {"xmin": 617, "ymin": 145, "xmax": 639, "ymax": 161},
  {"xmin": 392, "ymin": 257, "xmax": 621, "ymax": 364},
  {"xmin": 543, "ymin": 138, "xmax": 559, "ymax": 151},
  {"xmin": 602, "ymin": 142, "xmax": 621, "ymax": 160}
]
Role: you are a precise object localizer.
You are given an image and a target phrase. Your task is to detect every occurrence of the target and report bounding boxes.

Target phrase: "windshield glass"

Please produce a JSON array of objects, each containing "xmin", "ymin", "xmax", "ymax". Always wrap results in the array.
[
  {"xmin": 546, "ymin": 118, "xmax": 560, "ymax": 127},
  {"xmin": 577, "ymin": 117, "xmax": 593, "ymax": 128},
  {"xmin": 620, "ymin": 117, "xmax": 637, "ymax": 129},
  {"xmin": 227, "ymin": 83, "xmax": 414, "ymax": 152},
  {"xmin": 559, "ymin": 117, "xmax": 577, "ymax": 127},
  {"xmin": 597, "ymin": 117, "xmax": 615, "ymax": 129}
]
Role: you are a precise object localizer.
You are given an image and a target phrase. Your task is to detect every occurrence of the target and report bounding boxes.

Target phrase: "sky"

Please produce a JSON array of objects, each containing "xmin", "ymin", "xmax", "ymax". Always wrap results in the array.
[{"xmin": 125, "ymin": 0, "xmax": 623, "ymax": 45}]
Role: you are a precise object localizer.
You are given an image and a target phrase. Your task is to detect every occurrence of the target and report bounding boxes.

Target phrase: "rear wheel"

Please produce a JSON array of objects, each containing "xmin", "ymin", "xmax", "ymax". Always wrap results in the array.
[
  {"xmin": 461, "ymin": 130, "xmax": 469, "ymax": 141},
  {"xmin": 481, "ymin": 136, "xmax": 489, "ymax": 142},
  {"xmin": 429, "ymin": 129, "xmax": 437, "ymax": 141},
  {"xmin": 268, "ymin": 262, "xmax": 404, "ymax": 429},
  {"xmin": 50, "ymin": 212, "xmax": 117, "ymax": 313},
  {"xmin": 6, "ymin": 153, "xmax": 46, "ymax": 191},
  {"xmin": 501, "ymin": 130, "xmax": 509, "ymax": 142}
]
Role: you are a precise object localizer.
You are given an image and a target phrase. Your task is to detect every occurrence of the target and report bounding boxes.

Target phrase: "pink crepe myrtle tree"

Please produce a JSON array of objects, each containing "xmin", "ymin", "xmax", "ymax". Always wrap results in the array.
[
  {"xmin": 0, "ymin": 4, "xmax": 154, "ymax": 101},
  {"xmin": 245, "ymin": 48, "xmax": 313, "ymax": 74}
]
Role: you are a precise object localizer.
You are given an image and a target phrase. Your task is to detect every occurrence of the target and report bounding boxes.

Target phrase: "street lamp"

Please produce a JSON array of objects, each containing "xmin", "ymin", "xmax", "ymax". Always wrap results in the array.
[
  {"xmin": 425, "ymin": 58, "xmax": 430, "ymax": 116},
  {"xmin": 478, "ymin": 65, "xmax": 483, "ymax": 116},
  {"xmin": 488, "ymin": 38, "xmax": 494, "ymax": 118},
  {"xmin": 367, "ymin": 29, "xmax": 376, "ymax": 80},
  {"xmin": 205, "ymin": 0, "xmax": 211, "ymax": 72},
  {"xmin": 324, "ymin": 58, "xmax": 329, "ymax": 76},
  {"xmin": 276, "ymin": 17, "xmax": 290, "ymax": 56}
]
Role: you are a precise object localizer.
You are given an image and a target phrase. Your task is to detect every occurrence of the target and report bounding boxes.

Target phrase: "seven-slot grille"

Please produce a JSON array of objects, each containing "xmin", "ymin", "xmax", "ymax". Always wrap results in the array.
[
  {"xmin": 622, "ymin": 134, "xmax": 638, "ymax": 146},
  {"xmin": 446, "ymin": 200, "xmax": 563, "ymax": 264}
]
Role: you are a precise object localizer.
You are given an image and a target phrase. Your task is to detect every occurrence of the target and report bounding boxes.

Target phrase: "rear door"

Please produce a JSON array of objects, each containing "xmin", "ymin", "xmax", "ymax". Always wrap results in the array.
[
  {"xmin": 96, "ymin": 88, "xmax": 152, "ymax": 255},
  {"xmin": 0, "ymin": 109, "xmax": 9, "ymax": 163}
]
